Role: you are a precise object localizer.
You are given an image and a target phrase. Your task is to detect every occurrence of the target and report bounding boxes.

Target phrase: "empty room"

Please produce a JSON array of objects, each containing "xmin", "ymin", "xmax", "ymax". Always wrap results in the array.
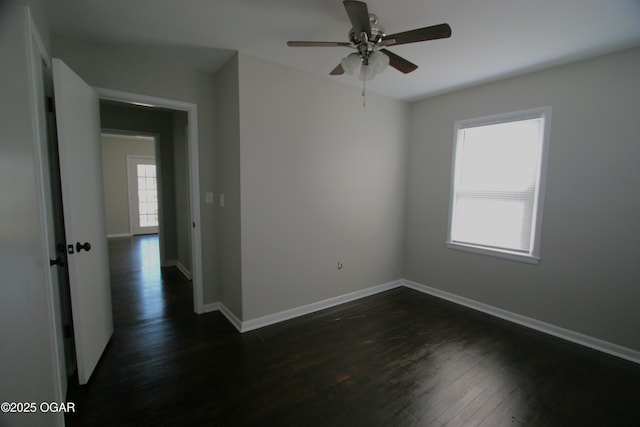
[{"xmin": 1, "ymin": 0, "xmax": 640, "ymax": 426}]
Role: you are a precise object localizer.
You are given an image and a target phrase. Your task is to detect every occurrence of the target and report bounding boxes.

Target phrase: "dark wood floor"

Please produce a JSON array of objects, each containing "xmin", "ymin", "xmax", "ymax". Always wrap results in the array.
[{"xmin": 66, "ymin": 235, "xmax": 640, "ymax": 426}]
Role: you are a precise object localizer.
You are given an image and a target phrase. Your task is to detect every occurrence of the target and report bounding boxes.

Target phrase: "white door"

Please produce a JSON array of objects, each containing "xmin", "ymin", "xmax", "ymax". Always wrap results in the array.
[
  {"xmin": 127, "ymin": 155, "xmax": 159, "ymax": 235},
  {"xmin": 52, "ymin": 58, "xmax": 113, "ymax": 385}
]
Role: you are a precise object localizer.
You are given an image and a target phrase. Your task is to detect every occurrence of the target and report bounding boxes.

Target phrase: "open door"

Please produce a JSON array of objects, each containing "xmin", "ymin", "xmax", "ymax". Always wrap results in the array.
[{"xmin": 52, "ymin": 58, "xmax": 113, "ymax": 385}]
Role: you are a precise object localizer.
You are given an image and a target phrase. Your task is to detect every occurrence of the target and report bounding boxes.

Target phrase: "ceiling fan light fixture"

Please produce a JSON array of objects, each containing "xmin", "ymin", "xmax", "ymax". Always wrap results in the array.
[
  {"xmin": 358, "ymin": 51, "xmax": 389, "ymax": 81},
  {"xmin": 341, "ymin": 52, "xmax": 361, "ymax": 75},
  {"xmin": 359, "ymin": 64, "xmax": 375, "ymax": 81},
  {"xmin": 369, "ymin": 51, "xmax": 389, "ymax": 73}
]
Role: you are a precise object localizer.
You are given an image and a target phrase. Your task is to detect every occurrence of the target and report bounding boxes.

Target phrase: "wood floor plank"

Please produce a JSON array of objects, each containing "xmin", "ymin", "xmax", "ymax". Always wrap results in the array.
[{"xmin": 65, "ymin": 235, "xmax": 640, "ymax": 426}]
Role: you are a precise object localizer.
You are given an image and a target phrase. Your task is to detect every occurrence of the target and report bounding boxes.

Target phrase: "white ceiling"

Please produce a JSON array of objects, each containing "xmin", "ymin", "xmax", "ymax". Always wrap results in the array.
[{"xmin": 44, "ymin": 0, "xmax": 640, "ymax": 101}]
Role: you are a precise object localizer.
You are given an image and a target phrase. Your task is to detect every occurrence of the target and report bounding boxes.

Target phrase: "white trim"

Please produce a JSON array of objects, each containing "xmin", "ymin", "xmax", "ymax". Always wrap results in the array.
[
  {"xmin": 24, "ymin": 7, "xmax": 65, "ymax": 426},
  {"xmin": 165, "ymin": 260, "xmax": 192, "ymax": 280},
  {"xmin": 445, "ymin": 242, "xmax": 540, "ymax": 264},
  {"xmin": 402, "ymin": 279, "xmax": 640, "ymax": 365},
  {"xmin": 96, "ymin": 88, "xmax": 196, "ymax": 111},
  {"xmin": 203, "ymin": 302, "xmax": 220, "ymax": 313},
  {"xmin": 94, "ymin": 87, "xmax": 205, "ymax": 315},
  {"xmin": 102, "ymin": 129, "xmax": 157, "ymax": 139},
  {"xmin": 219, "ymin": 304, "xmax": 243, "ymax": 332},
  {"xmin": 202, "ymin": 302, "xmax": 242, "ymax": 331},
  {"xmin": 202, "ymin": 277, "xmax": 640, "ymax": 365},
  {"xmin": 240, "ymin": 280, "xmax": 403, "ymax": 333},
  {"xmin": 175, "ymin": 261, "xmax": 192, "ymax": 280},
  {"xmin": 107, "ymin": 233, "xmax": 132, "ymax": 239}
]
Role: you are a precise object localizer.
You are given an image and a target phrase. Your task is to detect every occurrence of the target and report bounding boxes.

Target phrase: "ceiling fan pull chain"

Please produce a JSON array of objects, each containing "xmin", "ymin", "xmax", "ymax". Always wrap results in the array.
[{"xmin": 362, "ymin": 79, "xmax": 366, "ymax": 108}]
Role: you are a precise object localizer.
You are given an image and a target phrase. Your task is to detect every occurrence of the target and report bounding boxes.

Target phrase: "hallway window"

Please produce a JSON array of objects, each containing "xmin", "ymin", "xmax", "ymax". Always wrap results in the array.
[{"xmin": 137, "ymin": 164, "xmax": 158, "ymax": 227}]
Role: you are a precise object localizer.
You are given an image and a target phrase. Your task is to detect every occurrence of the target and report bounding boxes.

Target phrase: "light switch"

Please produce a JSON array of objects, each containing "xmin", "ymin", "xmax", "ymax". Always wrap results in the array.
[
  {"xmin": 205, "ymin": 192, "xmax": 214, "ymax": 204},
  {"xmin": 219, "ymin": 194, "xmax": 225, "ymax": 207}
]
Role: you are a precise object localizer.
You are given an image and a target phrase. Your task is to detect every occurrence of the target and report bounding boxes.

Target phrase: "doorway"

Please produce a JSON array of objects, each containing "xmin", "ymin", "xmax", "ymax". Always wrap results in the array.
[
  {"xmin": 101, "ymin": 133, "xmax": 159, "ymax": 239},
  {"xmin": 96, "ymin": 93, "xmax": 203, "ymax": 314}
]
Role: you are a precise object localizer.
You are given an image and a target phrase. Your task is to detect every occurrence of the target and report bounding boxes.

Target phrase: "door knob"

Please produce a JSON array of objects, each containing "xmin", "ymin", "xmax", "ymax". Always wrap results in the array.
[
  {"xmin": 49, "ymin": 256, "xmax": 66, "ymax": 267},
  {"xmin": 76, "ymin": 242, "xmax": 91, "ymax": 252}
]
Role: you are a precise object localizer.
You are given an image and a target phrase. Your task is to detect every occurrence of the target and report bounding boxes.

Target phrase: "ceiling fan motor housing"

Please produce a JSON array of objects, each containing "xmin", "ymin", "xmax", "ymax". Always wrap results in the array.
[
  {"xmin": 368, "ymin": 14, "xmax": 385, "ymax": 42},
  {"xmin": 349, "ymin": 13, "xmax": 385, "ymax": 64}
]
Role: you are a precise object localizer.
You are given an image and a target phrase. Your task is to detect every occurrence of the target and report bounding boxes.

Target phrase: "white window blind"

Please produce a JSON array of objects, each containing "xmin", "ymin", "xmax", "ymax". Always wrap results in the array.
[{"xmin": 448, "ymin": 107, "xmax": 550, "ymax": 263}]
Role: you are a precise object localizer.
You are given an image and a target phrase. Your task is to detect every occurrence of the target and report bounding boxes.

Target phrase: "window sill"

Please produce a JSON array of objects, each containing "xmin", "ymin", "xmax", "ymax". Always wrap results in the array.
[{"xmin": 446, "ymin": 242, "xmax": 540, "ymax": 265}]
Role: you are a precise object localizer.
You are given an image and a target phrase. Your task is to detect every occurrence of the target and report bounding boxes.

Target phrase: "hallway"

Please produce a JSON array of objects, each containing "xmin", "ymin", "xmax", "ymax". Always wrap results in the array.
[
  {"xmin": 107, "ymin": 236, "xmax": 192, "ymax": 329},
  {"xmin": 65, "ymin": 235, "xmax": 234, "ymax": 426}
]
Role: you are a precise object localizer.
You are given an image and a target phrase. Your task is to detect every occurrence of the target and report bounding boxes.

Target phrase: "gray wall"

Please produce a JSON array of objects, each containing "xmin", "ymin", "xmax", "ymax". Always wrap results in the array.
[
  {"xmin": 51, "ymin": 36, "xmax": 218, "ymax": 303},
  {"xmin": 237, "ymin": 54, "xmax": 409, "ymax": 321},
  {"xmin": 172, "ymin": 111, "xmax": 192, "ymax": 275},
  {"xmin": 101, "ymin": 133, "xmax": 156, "ymax": 237},
  {"xmin": 405, "ymin": 47, "xmax": 640, "ymax": 352},
  {"xmin": 214, "ymin": 54, "xmax": 243, "ymax": 317},
  {"xmin": 0, "ymin": 1, "xmax": 63, "ymax": 426}
]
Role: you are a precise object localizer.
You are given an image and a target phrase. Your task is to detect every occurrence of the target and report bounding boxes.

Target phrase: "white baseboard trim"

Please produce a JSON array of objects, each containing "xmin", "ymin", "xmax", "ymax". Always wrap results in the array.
[
  {"xmin": 219, "ymin": 304, "xmax": 243, "ymax": 332},
  {"xmin": 175, "ymin": 261, "xmax": 192, "ymax": 280},
  {"xmin": 107, "ymin": 233, "xmax": 132, "ymax": 239},
  {"xmin": 202, "ymin": 302, "xmax": 220, "ymax": 313},
  {"xmin": 202, "ymin": 302, "xmax": 243, "ymax": 332},
  {"xmin": 402, "ymin": 279, "xmax": 640, "ymax": 365},
  {"xmin": 240, "ymin": 280, "xmax": 403, "ymax": 333},
  {"xmin": 163, "ymin": 260, "xmax": 192, "ymax": 280},
  {"xmin": 200, "ymin": 278, "xmax": 639, "ymax": 365}
]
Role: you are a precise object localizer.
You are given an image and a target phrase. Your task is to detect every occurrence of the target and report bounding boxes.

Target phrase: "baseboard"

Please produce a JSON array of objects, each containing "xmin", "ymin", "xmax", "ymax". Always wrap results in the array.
[
  {"xmin": 163, "ymin": 260, "xmax": 192, "ymax": 280},
  {"xmin": 240, "ymin": 280, "xmax": 403, "ymax": 333},
  {"xmin": 107, "ymin": 233, "xmax": 132, "ymax": 239},
  {"xmin": 402, "ymin": 279, "xmax": 640, "ymax": 365},
  {"xmin": 175, "ymin": 261, "xmax": 192, "ymax": 280},
  {"xmin": 202, "ymin": 302, "xmax": 220, "ymax": 313},
  {"xmin": 200, "ymin": 278, "xmax": 639, "ymax": 365},
  {"xmin": 202, "ymin": 302, "xmax": 243, "ymax": 332},
  {"xmin": 219, "ymin": 304, "xmax": 243, "ymax": 332}
]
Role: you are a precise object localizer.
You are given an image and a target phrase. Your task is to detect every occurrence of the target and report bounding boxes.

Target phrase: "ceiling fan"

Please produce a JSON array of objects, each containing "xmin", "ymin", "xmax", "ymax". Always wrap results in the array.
[{"xmin": 287, "ymin": 0, "xmax": 451, "ymax": 81}]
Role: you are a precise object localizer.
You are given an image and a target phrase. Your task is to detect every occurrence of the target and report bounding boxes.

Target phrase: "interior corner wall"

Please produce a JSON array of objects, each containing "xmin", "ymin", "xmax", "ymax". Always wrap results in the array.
[
  {"xmin": 214, "ymin": 53, "xmax": 242, "ymax": 318},
  {"xmin": 405, "ymin": 47, "xmax": 640, "ymax": 352},
  {"xmin": 237, "ymin": 53, "xmax": 409, "ymax": 321},
  {"xmin": 51, "ymin": 37, "xmax": 219, "ymax": 303}
]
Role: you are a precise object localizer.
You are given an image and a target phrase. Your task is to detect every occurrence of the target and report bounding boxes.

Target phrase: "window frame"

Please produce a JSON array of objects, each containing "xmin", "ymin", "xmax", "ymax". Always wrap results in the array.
[{"xmin": 446, "ymin": 106, "xmax": 552, "ymax": 264}]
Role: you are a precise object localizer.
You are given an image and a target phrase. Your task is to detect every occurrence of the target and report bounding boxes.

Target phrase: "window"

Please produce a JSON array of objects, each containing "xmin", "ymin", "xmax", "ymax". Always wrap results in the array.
[
  {"xmin": 447, "ymin": 107, "xmax": 551, "ymax": 264},
  {"xmin": 127, "ymin": 155, "xmax": 159, "ymax": 235},
  {"xmin": 136, "ymin": 163, "xmax": 158, "ymax": 228}
]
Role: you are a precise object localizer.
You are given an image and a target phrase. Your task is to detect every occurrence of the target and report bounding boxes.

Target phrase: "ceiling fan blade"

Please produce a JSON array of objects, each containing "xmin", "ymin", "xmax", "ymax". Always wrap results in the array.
[
  {"xmin": 382, "ymin": 23, "xmax": 451, "ymax": 46},
  {"xmin": 330, "ymin": 64, "xmax": 345, "ymax": 75},
  {"xmin": 287, "ymin": 41, "xmax": 352, "ymax": 47},
  {"xmin": 381, "ymin": 49, "xmax": 418, "ymax": 74},
  {"xmin": 343, "ymin": 0, "xmax": 371, "ymax": 38}
]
